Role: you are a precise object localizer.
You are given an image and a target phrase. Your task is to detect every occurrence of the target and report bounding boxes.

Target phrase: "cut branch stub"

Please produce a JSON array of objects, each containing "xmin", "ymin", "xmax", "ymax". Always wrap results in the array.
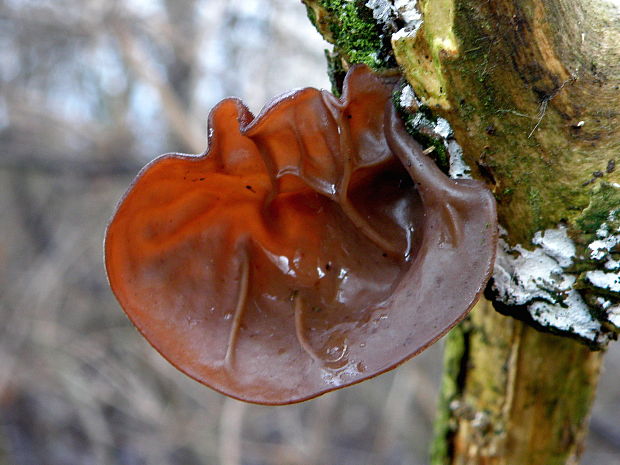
[{"xmin": 104, "ymin": 65, "xmax": 498, "ymax": 405}]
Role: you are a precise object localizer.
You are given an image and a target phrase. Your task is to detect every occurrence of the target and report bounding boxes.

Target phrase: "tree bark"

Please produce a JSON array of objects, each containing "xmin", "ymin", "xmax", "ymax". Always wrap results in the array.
[
  {"xmin": 430, "ymin": 299, "xmax": 604, "ymax": 465},
  {"xmin": 302, "ymin": 0, "xmax": 619, "ymax": 463}
]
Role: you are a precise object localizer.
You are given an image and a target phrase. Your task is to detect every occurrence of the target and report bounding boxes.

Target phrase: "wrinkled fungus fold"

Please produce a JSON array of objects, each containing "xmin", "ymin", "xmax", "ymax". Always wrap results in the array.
[{"xmin": 105, "ymin": 65, "xmax": 498, "ymax": 405}]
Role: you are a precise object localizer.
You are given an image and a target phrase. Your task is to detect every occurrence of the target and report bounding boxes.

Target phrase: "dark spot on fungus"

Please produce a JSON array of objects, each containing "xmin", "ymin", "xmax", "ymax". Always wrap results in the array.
[
  {"xmin": 607, "ymin": 159, "xmax": 616, "ymax": 173},
  {"xmin": 105, "ymin": 65, "xmax": 497, "ymax": 405}
]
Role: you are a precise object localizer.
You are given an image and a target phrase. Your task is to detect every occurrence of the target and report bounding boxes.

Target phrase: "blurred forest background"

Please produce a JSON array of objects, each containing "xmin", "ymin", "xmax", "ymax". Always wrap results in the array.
[{"xmin": 0, "ymin": 0, "xmax": 619, "ymax": 464}]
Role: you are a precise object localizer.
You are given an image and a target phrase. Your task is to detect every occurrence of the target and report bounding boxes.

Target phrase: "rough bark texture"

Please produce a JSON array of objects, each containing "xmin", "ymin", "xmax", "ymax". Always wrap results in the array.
[
  {"xmin": 302, "ymin": 0, "xmax": 619, "ymax": 463},
  {"xmin": 430, "ymin": 299, "xmax": 604, "ymax": 465},
  {"xmin": 392, "ymin": 0, "xmax": 620, "ymax": 244}
]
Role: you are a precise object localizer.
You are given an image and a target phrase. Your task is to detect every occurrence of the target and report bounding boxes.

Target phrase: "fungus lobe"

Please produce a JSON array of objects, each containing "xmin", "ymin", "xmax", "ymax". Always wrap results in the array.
[{"xmin": 105, "ymin": 65, "xmax": 497, "ymax": 405}]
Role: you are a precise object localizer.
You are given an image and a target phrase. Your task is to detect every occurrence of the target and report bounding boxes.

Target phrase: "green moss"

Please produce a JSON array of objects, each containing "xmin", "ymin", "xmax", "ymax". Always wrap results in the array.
[
  {"xmin": 574, "ymin": 182, "xmax": 620, "ymax": 236},
  {"xmin": 450, "ymin": 3, "xmax": 505, "ymax": 116},
  {"xmin": 332, "ymin": 0, "xmax": 382, "ymax": 66},
  {"xmin": 407, "ymin": 126, "xmax": 451, "ymax": 173},
  {"xmin": 527, "ymin": 187, "xmax": 543, "ymax": 230},
  {"xmin": 305, "ymin": 0, "xmax": 393, "ymax": 69}
]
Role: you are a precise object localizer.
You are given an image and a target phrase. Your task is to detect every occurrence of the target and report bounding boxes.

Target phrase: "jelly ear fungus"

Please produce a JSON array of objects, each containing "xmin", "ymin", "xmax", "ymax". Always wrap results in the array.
[{"xmin": 104, "ymin": 65, "xmax": 498, "ymax": 405}]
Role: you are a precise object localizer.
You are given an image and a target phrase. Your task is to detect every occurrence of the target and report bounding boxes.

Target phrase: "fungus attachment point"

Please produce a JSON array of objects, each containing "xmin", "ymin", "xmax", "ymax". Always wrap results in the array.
[{"xmin": 105, "ymin": 65, "xmax": 498, "ymax": 405}]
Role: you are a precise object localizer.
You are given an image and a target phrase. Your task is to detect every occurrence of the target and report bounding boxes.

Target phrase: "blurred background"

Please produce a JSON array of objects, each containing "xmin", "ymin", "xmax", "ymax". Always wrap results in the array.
[{"xmin": 0, "ymin": 0, "xmax": 619, "ymax": 464}]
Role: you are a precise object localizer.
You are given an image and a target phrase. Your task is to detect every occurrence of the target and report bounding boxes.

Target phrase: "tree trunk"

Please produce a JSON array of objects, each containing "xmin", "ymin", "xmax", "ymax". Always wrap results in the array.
[
  {"xmin": 430, "ymin": 299, "xmax": 604, "ymax": 465},
  {"xmin": 302, "ymin": 0, "xmax": 620, "ymax": 463}
]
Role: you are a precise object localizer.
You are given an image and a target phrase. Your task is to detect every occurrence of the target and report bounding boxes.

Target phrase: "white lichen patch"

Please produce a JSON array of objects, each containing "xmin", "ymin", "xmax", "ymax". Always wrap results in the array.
[
  {"xmin": 608, "ymin": 304, "xmax": 620, "ymax": 328},
  {"xmin": 587, "ymin": 213, "xmax": 619, "ymax": 278},
  {"xmin": 597, "ymin": 297, "xmax": 612, "ymax": 309},
  {"xmin": 584, "ymin": 209, "xmax": 620, "ymax": 312},
  {"xmin": 605, "ymin": 259, "xmax": 620, "ymax": 270},
  {"xmin": 586, "ymin": 270, "xmax": 620, "ymax": 292},
  {"xmin": 446, "ymin": 140, "xmax": 472, "ymax": 179},
  {"xmin": 394, "ymin": 0, "xmax": 422, "ymax": 24},
  {"xmin": 399, "ymin": 85, "xmax": 420, "ymax": 109},
  {"xmin": 434, "ymin": 117, "xmax": 453, "ymax": 139},
  {"xmin": 392, "ymin": 24, "xmax": 421, "ymax": 41},
  {"xmin": 599, "ymin": 297, "xmax": 620, "ymax": 328},
  {"xmin": 597, "ymin": 222, "xmax": 610, "ymax": 238},
  {"xmin": 364, "ymin": 0, "xmax": 423, "ymax": 41},
  {"xmin": 588, "ymin": 235, "xmax": 619, "ymax": 260},
  {"xmin": 397, "ymin": 82, "xmax": 473, "ymax": 180},
  {"xmin": 492, "ymin": 225, "xmax": 605, "ymax": 342},
  {"xmin": 365, "ymin": 0, "xmax": 395, "ymax": 24},
  {"xmin": 390, "ymin": 0, "xmax": 423, "ymax": 41},
  {"xmin": 529, "ymin": 291, "xmax": 600, "ymax": 341},
  {"xmin": 531, "ymin": 227, "xmax": 576, "ymax": 268},
  {"xmin": 493, "ymin": 227, "xmax": 576, "ymax": 306}
]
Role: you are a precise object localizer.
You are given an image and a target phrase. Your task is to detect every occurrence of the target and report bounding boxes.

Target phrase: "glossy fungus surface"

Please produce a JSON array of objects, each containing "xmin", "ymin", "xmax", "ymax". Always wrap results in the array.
[{"xmin": 105, "ymin": 65, "xmax": 498, "ymax": 405}]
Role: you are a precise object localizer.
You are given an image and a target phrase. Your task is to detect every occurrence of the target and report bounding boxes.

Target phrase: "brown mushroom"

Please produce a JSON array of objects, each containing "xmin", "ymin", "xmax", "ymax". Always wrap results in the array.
[{"xmin": 104, "ymin": 65, "xmax": 497, "ymax": 405}]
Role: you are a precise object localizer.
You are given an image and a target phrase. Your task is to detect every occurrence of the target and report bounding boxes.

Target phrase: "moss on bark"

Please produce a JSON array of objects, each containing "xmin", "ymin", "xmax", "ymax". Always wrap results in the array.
[
  {"xmin": 392, "ymin": 0, "xmax": 620, "ymax": 244},
  {"xmin": 302, "ymin": 0, "xmax": 396, "ymax": 69}
]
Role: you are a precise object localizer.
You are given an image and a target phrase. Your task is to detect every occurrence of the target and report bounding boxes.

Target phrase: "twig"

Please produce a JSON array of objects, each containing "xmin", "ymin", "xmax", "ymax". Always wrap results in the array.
[
  {"xmin": 111, "ymin": 20, "xmax": 204, "ymax": 153},
  {"xmin": 0, "ymin": 155, "xmax": 142, "ymax": 177},
  {"xmin": 368, "ymin": 366, "xmax": 418, "ymax": 464},
  {"xmin": 219, "ymin": 397, "xmax": 246, "ymax": 465},
  {"xmin": 528, "ymin": 76, "xmax": 576, "ymax": 138}
]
